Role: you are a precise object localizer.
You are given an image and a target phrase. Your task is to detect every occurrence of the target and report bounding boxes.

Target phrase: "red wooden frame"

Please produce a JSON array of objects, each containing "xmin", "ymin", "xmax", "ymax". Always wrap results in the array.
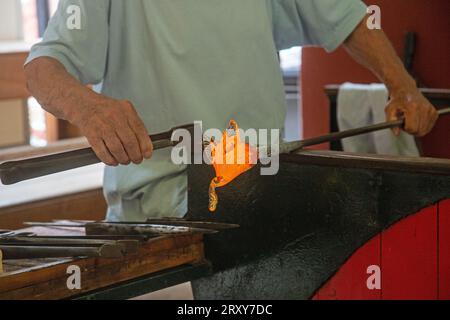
[{"xmin": 314, "ymin": 200, "xmax": 449, "ymax": 300}]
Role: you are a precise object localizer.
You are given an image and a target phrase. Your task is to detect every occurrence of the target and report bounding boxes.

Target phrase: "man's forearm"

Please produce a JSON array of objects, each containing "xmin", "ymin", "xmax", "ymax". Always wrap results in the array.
[
  {"xmin": 25, "ymin": 57, "xmax": 105, "ymax": 123},
  {"xmin": 342, "ymin": 15, "xmax": 438, "ymax": 136},
  {"xmin": 343, "ymin": 16, "xmax": 415, "ymax": 97},
  {"xmin": 24, "ymin": 57, "xmax": 153, "ymax": 165}
]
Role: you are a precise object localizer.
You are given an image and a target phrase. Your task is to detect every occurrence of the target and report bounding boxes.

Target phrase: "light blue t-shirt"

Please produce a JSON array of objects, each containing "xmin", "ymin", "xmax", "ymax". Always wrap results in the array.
[{"xmin": 27, "ymin": 0, "xmax": 367, "ymax": 221}]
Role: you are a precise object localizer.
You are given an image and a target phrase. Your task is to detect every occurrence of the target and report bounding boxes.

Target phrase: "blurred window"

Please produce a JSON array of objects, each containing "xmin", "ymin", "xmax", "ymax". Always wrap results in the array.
[
  {"xmin": 21, "ymin": 0, "xmax": 58, "ymax": 41},
  {"xmin": 280, "ymin": 46, "xmax": 302, "ymax": 78},
  {"xmin": 19, "ymin": 0, "xmax": 59, "ymax": 145}
]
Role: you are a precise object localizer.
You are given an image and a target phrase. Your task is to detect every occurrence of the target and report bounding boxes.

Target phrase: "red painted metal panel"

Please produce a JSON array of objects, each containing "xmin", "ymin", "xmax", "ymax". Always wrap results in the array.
[
  {"xmin": 439, "ymin": 199, "xmax": 450, "ymax": 300},
  {"xmin": 312, "ymin": 235, "xmax": 381, "ymax": 300},
  {"xmin": 381, "ymin": 205, "xmax": 438, "ymax": 300}
]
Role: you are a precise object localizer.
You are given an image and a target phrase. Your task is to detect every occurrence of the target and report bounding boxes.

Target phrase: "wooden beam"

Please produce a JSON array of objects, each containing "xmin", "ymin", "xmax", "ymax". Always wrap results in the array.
[
  {"xmin": 0, "ymin": 52, "xmax": 30, "ymax": 101},
  {"xmin": 45, "ymin": 113, "xmax": 60, "ymax": 143}
]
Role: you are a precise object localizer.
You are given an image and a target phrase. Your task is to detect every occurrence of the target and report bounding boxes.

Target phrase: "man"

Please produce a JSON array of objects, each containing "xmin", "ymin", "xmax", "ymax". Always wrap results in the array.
[{"xmin": 25, "ymin": 0, "xmax": 438, "ymax": 221}]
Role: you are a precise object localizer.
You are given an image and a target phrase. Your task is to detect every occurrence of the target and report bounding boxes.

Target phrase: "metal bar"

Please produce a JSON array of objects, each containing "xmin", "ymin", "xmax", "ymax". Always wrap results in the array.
[
  {"xmin": 24, "ymin": 235, "xmax": 151, "ymax": 241},
  {"xmin": 297, "ymin": 119, "xmax": 404, "ymax": 150},
  {"xmin": 135, "ymin": 219, "xmax": 239, "ymax": 230},
  {"xmin": 0, "ymin": 244, "xmax": 124, "ymax": 259},
  {"xmin": 264, "ymin": 107, "xmax": 450, "ymax": 156},
  {"xmin": 48, "ymin": 219, "xmax": 239, "ymax": 230},
  {"xmin": 23, "ymin": 222, "xmax": 88, "ymax": 228},
  {"xmin": 0, "ymin": 124, "xmax": 194, "ymax": 185},
  {"xmin": 0, "ymin": 237, "xmax": 139, "ymax": 254},
  {"xmin": 24, "ymin": 221, "xmax": 221, "ymax": 234},
  {"xmin": 297, "ymin": 107, "xmax": 450, "ymax": 151},
  {"xmin": 85, "ymin": 223, "xmax": 218, "ymax": 236}
]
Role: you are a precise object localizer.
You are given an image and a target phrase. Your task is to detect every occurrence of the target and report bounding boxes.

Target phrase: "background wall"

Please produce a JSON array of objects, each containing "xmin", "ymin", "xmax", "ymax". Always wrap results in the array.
[
  {"xmin": 0, "ymin": 0, "xmax": 29, "ymax": 148},
  {"xmin": 0, "ymin": 0, "xmax": 23, "ymax": 40},
  {"xmin": 301, "ymin": 0, "xmax": 450, "ymax": 157}
]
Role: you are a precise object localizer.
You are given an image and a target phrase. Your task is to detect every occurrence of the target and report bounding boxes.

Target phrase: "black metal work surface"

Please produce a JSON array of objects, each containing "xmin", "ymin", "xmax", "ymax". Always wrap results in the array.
[
  {"xmin": 73, "ymin": 263, "xmax": 211, "ymax": 300},
  {"xmin": 186, "ymin": 152, "xmax": 450, "ymax": 299}
]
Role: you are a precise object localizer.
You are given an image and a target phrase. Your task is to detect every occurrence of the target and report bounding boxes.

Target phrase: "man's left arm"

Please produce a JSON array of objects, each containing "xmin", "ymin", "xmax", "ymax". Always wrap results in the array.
[{"xmin": 343, "ymin": 15, "xmax": 438, "ymax": 136}]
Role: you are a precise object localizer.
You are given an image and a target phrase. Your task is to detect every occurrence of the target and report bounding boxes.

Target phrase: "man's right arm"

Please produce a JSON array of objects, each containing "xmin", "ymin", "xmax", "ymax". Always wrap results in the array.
[{"xmin": 25, "ymin": 57, "xmax": 153, "ymax": 166}]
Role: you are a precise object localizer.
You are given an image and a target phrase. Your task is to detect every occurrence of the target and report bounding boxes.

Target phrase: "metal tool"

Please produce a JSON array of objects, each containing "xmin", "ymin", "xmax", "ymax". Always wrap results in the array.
[
  {"xmin": 84, "ymin": 222, "xmax": 218, "ymax": 236},
  {"xmin": 20, "ymin": 234, "xmax": 151, "ymax": 241},
  {"xmin": 144, "ymin": 218, "xmax": 240, "ymax": 230},
  {"xmin": 25, "ymin": 219, "xmax": 238, "ymax": 231},
  {"xmin": 262, "ymin": 107, "xmax": 450, "ymax": 156},
  {"xmin": 0, "ymin": 230, "xmax": 35, "ymax": 238},
  {"xmin": 0, "ymin": 123, "xmax": 195, "ymax": 185},
  {"xmin": 0, "ymin": 237, "xmax": 139, "ymax": 254},
  {"xmin": 0, "ymin": 243, "xmax": 125, "ymax": 259},
  {"xmin": 24, "ymin": 221, "xmax": 219, "ymax": 236},
  {"xmin": 1, "ymin": 109, "xmax": 449, "ymax": 185},
  {"xmin": 2, "ymin": 218, "xmax": 232, "ymax": 260},
  {"xmin": 48, "ymin": 218, "xmax": 239, "ymax": 230}
]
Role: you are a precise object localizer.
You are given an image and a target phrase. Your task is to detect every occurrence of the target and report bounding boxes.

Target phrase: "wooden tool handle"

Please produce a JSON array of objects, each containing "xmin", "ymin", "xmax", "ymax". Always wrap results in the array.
[{"xmin": 0, "ymin": 123, "xmax": 194, "ymax": 185}]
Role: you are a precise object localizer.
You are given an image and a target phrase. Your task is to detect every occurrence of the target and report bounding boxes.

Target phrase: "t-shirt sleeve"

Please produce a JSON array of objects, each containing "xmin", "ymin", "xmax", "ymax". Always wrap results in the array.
[
  {"xmin": 25, "ymin": 0, "xmax": 110, "ymax": 85},
  {"xmin": 270, "ymin": 0, "xmax": 367, "ymax": 52}
]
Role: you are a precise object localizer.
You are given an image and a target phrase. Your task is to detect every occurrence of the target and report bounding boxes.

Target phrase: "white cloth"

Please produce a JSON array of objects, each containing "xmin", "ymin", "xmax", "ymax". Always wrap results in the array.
[{"xmin": 337, "ymin": 83, "xmax": 419, "ymax": 156}]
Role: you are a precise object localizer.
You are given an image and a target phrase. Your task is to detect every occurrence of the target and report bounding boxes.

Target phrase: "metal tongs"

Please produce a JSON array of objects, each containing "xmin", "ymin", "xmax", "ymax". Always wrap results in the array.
[
  {"xmin": 0, "ymin": 123, "xmax": 196, "ymax": 185},
  {"xmin": 1, "ymin": 108, "xmax": 449, "ymax": 184}
]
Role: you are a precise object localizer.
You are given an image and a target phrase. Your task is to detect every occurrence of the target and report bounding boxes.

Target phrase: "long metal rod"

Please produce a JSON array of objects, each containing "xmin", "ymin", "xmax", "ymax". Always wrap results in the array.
[
  {"xmin": 0, "ymin": 237, "xmax": 139, "ymax": 254},
  {"xmin": 86, "ymin": 223, "xmax": 218, "ymax": 236},
  {"xmin": 0, "ymin": 244, "xmax": 124, "ymax": 259},
  {"xmin": 24, "ymin": 221, "xmax": 218, "ymax": 235},
  {"xmin": 1, "ymin": 109, "xmax": 449, "ymax": 185},
  {"xmin": 144, "ymin": 219, "xmax": 240, "ymax": 230},
  {"xmin": 46, "ymin": 218, "xmax": 240, "ymax": 230},
  {"xmin": 0, "ymin": 124, "xmax": 194, "ymax": 185},
  {"xmin": 24, "ymin": 220, "xmax": 235, "ymax": 231},
  {"xmin": 274, "ymin": 107, "xmax": 450, "ymax": 155}
]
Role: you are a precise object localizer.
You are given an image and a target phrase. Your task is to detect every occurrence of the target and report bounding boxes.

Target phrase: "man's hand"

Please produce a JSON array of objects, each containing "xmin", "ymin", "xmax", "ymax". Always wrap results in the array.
[
  {"xmin": 71, "ymin": 98, "xmax": 153, "ymax": 166},
  {"xmin": 25, "ymin": 57, "xmax": 153, "ymax": 166},
  {"xmin": 385, "ymin": 89, "xmax": 439, "ymax": 137},
  {"xmin": 344, "ymin": 15, "xmax": 439, "ymax": 137}
]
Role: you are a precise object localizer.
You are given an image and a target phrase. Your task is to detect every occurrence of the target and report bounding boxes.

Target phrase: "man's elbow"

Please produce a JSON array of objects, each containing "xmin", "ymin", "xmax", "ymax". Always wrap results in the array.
[
  {"xmin": 24, "ymin": 57, "xmax": 60, "ymax": 95},
  {"xmin": 24, "ymin": 59, "xmax": 39, "ymax": 94}
]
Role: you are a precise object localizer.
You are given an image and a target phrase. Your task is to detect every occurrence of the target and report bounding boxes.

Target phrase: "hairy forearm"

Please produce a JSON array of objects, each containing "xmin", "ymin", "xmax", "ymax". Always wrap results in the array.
[
  {"xmin": 24, "ymin": 57, "xmax": 106, "ymax": 123},
  {"xmin": 342, "ymin": 15, "xmax": 438, "ymax": 136},
  {"xmin": 343, "ymin": 15, "xmax": 416, "ymax": 97},
  {"xmin": 24, "ymin": 57, "xmax": 153, "ymax": 165}
]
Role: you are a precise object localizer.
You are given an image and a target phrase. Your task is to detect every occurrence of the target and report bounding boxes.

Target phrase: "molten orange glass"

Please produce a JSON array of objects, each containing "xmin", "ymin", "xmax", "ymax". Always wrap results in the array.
[{"xmin": 208, "ymin": 120, "xmax": 257, "ymax": 212}]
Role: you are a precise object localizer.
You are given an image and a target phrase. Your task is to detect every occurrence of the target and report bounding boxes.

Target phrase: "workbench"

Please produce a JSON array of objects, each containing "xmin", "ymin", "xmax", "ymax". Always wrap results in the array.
[
  {"xmin": 1, "ymin": 150, "xmax": 449, "ymax": 300},
  {"xmin": 0, "ymin": 226, "xmax": 209, "ymax": 300}
]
